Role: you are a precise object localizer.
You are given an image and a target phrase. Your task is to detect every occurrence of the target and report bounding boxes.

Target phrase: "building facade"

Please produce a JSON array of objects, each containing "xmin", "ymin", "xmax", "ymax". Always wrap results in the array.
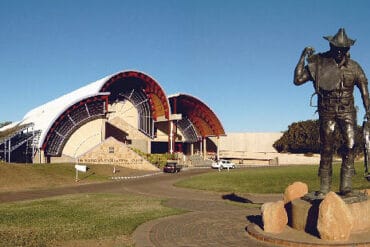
[{"xmin": 0, "ymin": 70, "xmax": 226, "ymax": 167}]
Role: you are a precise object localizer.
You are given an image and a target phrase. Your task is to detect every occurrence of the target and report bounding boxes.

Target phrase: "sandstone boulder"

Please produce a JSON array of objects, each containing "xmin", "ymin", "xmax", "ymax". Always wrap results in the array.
[
  {"xmin": 283, "ymin": 181, "xmax": 308, "ymax": 204},
  {"xmin": 261, "ymin": 200, "xmax": 288, "ymax": 234},
  {"xmin": 347, "ymin": 198, "xmax": 370, "ymax": 232},
  {"xmin": 317, "ymin": 192, "xmax": 353, "ymax": 241}
]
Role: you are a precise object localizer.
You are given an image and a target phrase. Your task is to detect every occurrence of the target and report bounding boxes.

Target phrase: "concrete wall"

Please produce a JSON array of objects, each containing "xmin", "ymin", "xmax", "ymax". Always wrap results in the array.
[
  {"xmin": 50, "ymin": 154, "xmax": 75, "ymax": 163},
  {"xmin": 108, "ymin": 101, "xmax": 138, "ymax": 128},
  {"xmin": 218, "ymin": 132, "xmax": 283, "ymax": 153},
  {"xmin": 107, "ymin": 116, "xmax": 150, "ymax": 153},
  {"xmin": 62, "ymin": 119, "xmax": 104, "ymax": 158},
  {"xmin": 108, "ymin": 116, "xmax": 148, "ymax": 140},
  {"xmin": 214, "ymin": 132, "xmax": 320, "ymax": 165}
]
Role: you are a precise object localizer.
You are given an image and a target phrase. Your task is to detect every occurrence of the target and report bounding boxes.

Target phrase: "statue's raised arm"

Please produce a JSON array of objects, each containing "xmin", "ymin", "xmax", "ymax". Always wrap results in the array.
[{"xmin": 294, "ymin": 47, "xmax": 315, "ymax": 85}]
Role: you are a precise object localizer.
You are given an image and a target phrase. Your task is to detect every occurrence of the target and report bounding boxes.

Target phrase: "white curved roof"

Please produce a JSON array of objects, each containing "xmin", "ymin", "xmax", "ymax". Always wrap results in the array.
[{"xmin": 21, "ymin": 74, "xmax": 112, "ymax": 148}]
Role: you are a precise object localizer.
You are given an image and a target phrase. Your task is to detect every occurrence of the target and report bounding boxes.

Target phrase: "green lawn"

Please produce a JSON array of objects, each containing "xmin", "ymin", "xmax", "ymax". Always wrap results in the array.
[
  {"xmin": 175, "ymin": 162, "xmax": 370, "ymax": 194},
  {"xmin": 0, "ymin": 193, "xmax": 184, "ymax": 247},
  {"xmin": 0, "ymin": 163, "xmax": 152, "ymax": 192}
]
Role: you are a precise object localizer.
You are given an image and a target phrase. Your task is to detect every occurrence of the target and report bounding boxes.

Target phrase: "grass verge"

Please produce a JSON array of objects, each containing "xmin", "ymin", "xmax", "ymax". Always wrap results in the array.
[
  {"xmin": 175, "ymin": 162, "xmax": 370, "ymax": 194},
  {"xmin": 0, "ymin": 193, "xmax": 184, "ymax": 247},
  {"xmin": 0, "ymin": 163, "xmax": 153, "ymax": 192}
]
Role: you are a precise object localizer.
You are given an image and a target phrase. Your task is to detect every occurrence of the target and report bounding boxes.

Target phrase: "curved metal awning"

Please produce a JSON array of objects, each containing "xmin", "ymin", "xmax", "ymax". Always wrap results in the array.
[
  {"xmin": 100, "ymin": 71, "xmax": 170, "ymax": 138},
  {"xmin": 42, "ymin": 94, "xmax": 109, "ymax": 156},
  {"xmin": 100, "ymin": 71, "xmax": 170, "ymax": 120},
  {"xmin": 176, "ymin": 116, "xmax": 200, "ymax": 143},
  {"xmin": 169, "ymin": 94, "xmax": 225, "ymax": 141}
]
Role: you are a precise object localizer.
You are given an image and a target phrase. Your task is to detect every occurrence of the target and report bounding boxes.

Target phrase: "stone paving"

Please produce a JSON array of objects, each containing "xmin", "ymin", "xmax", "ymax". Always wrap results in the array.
[
  {"xmin": 134, "ymin": 203, "xmax": 275, "ymax": 246},
  {"xmin": 127, "ymin": 169, "xmax": 280, "ymax": 246}
]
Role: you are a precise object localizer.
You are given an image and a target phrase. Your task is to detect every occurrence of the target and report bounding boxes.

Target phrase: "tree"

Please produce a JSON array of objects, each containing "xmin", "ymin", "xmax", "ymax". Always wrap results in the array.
[
  {"xmin": 273, "ymin": 119, "xmax": 364, "ymax": 156},
  {"xmin": 274, "ymin": 120, "xmax": 320, "ymax": 153}
]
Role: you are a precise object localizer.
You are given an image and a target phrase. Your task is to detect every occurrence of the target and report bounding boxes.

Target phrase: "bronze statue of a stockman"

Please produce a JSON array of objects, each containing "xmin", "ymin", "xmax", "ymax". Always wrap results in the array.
[{"xmin": 294, "ymin": 28, "xmax": 370, "ymax": 198}]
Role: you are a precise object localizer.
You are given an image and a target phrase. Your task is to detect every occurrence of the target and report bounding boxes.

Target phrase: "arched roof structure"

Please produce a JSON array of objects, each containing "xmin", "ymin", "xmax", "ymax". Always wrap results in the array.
[
  {"xmin": 20, "ymin": 70, "xmax": 170, "ymax": 156},
  {"xmin": 169, "ymin": 94, "xmax": 225, "ymax": 143},
  {"xmin": 2, "ymin": 70, "xmax": 226, "ymax": 159}
]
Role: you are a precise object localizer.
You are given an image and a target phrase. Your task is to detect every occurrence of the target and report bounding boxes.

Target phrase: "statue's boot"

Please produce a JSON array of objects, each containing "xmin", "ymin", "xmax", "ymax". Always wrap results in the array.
[
  {"xmin": 315, "ymin": 168, "xmax": 332, "ymax": 198},
  {"xmin": 340, "ymin": 168, "xmax": 353, "ymax": 196}
]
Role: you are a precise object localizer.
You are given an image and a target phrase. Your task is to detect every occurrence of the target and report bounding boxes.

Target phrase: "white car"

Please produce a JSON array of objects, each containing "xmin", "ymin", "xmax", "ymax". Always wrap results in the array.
[{"xmin": 211, "ymin": 159, "xmax": 236, "ymax": 169}]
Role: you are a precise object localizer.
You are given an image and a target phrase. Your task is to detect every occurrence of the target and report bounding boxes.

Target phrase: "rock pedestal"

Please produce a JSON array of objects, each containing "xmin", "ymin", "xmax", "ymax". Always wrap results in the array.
[
  {"xmin": 291, "ymin": 192, "xmax": 370, "ymax": 241},
  {"xmin": 347, "ymin": 197, "xmax": 370, "ymax": 232},
  {"xmin": 283, "ymin": 181, "xmax": 308, "ymax": 204},
  {"xmin": 317, "ymin": 192, "xmax": 353, "ymax": 241},
  {"xmin": 290, "ymin": 197, "xmax": 320, "ymax": 235},
  {"xmin": 259, "ymin": 181, "xmax": 370, "ymax": 245},
  {"xmin": 261, "ymin": 200, "xmax": 288, "ymax": 234}
]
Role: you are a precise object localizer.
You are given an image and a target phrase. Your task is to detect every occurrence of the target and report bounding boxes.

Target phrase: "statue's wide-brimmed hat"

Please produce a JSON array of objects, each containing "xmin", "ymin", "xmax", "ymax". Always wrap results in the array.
[{"xmin": 323, "ymin": 28, "xmax": 356, "ymax": 47}]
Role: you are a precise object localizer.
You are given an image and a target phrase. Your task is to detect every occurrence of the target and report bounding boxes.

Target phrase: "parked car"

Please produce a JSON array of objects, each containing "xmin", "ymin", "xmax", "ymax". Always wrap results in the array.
[
  {"xmin": 211, "ymin": 159, "xmax": 236, "ymax": 169},
  {"xmin": 163, "ymin": 161, "xmax": 182, "ymax": 173}
]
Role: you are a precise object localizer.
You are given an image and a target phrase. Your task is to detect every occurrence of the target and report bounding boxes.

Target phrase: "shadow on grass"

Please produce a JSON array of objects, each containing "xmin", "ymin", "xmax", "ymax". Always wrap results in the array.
[{"xmin": 222, "ymin": 193, "xmax": 253, "ymax": 203}]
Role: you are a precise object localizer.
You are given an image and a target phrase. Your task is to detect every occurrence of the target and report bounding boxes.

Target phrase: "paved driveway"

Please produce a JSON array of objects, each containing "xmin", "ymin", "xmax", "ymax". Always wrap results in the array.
[{"xmin": 123, "ymin": 169, "xmax": 277, "ymax": 246}]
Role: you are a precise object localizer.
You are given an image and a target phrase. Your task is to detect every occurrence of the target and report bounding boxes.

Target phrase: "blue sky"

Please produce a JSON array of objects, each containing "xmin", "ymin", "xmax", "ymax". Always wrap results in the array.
[{"xmin": 1, "ymin": 0, "xmax": 370, "ymax": 132}]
